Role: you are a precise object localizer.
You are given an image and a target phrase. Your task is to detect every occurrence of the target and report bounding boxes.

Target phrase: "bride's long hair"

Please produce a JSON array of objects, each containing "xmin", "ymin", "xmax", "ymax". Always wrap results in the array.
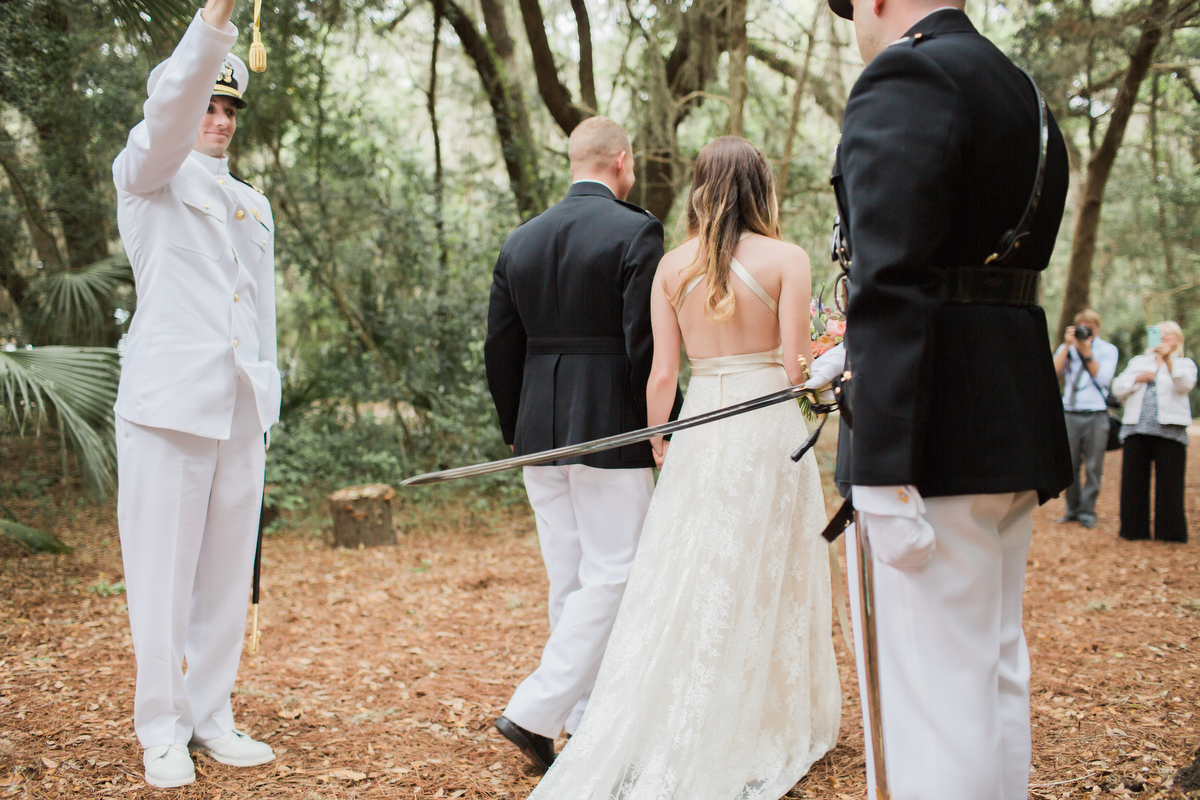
[{"xmin": 673, "ymin": 136, "xmax": 781, "ymax": 322}]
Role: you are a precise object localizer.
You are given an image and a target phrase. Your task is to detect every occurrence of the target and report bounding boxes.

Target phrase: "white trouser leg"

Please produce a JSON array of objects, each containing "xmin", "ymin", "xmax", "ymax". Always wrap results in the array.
[
  {"xmin": 117, "ymin": 382, "xmax": 264, "ymax": 748},
  {"xmin": 846, "ymin": 492, "xmax": 1036, "ymax": 800},
  {"xmin": 506, "ymin": 465, "xmax": 653, "ymax": 739},
  {"xmin": 185, "ymin": 386, "xmax": 265, "ymax": 741}
]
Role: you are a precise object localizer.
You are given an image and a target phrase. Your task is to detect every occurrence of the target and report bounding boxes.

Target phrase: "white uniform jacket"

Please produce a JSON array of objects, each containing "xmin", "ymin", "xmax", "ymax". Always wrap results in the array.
[{"xmin": 113, "ymin": 11, "xmax": 280, "ymax": 439}]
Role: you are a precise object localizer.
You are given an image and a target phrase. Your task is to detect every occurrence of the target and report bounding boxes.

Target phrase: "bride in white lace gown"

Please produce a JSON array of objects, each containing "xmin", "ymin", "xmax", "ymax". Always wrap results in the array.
[{"xmin": 526, "ymin": 137, "xmax": 840, "ymax": 800}]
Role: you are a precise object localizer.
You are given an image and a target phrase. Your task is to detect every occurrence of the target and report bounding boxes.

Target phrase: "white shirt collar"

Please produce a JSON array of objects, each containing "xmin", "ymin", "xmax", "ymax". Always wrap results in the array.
[
  {"xmin": 572, "ymin": 178, "xmax": 616, "ymax": 194},
  {"xmin": 190, "ymin": 150, "xmax": 230, "ymax": 176}
]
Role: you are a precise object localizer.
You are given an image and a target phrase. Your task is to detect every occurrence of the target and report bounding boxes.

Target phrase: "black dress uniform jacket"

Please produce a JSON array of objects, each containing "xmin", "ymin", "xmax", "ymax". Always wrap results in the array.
[
  {"xmin": 485, "ymin": 181, "xmax": 682, "ymax": 469},
  {"xmin": 832, "ymin": 8, "xmax": 1072, "ymax": 502}
]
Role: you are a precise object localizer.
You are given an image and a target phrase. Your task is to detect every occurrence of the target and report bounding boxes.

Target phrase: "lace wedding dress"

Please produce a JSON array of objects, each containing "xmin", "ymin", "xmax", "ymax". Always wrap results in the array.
[{"xmin": 526, "ymin": 253, "xmax": 841, "ymax": 800}]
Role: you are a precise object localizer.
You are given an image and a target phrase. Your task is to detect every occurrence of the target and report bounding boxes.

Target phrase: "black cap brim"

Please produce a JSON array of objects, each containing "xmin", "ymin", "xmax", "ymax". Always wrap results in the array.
[{"xmin": 829, "ymin": 0, "xmax": 853, "ymax": 19}]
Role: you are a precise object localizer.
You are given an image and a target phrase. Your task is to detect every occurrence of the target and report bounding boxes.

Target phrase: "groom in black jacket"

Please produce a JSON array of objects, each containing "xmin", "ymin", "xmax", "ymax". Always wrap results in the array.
[
  {"xmin": 485, "ymin": 116, "xmax": 681, "ymax": 771},
  {"xmin": 821, "ymin": 0, "xmax": 1073, "ymax": 797}
]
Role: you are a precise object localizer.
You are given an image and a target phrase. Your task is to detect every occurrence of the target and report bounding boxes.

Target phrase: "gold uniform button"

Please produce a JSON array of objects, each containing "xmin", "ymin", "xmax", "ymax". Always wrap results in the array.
[
  {"xmin": 236, "ymin": 210, "xmax": 245, "ymax": 220},
  {"xmin": 232, "ymin": 338, "xmax": 238, "ymax": 348},
  {"xmin": 261, "ymin": 238, "xmax": 267, "ymax": 245},
  {"xmin": 217, "ymin": 178, "xmax": 226, "ymax": 186},
  {"xmin": 204, "ymin": 203, "xmax": 210, "ymax": 209},
  {"xmin": 234, "ymin": 293, "xmax": 239, "ymax": 302}
]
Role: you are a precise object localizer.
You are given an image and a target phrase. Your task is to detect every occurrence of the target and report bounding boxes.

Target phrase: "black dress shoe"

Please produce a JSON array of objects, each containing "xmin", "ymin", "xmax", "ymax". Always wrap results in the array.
[{"xmin": 494, "ymin": 716, "xmax": 556, "ymax": 772}]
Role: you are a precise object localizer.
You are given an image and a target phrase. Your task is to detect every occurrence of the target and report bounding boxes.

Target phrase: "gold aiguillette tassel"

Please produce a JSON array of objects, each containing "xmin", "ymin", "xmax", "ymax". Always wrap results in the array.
[{"xmin": 248, "ymin": 0, "xmax": 266, "ymax": 72}]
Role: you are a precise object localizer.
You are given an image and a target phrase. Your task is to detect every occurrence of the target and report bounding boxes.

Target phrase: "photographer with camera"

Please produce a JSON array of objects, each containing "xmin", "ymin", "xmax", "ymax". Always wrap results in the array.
[{"xmin": 1052, "ymin": 309, "xmax": 1119, "ymax": 528}]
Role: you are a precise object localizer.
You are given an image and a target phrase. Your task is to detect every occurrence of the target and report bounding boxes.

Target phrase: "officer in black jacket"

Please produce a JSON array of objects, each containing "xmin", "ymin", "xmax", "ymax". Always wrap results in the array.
[
  {"xmin": 819, "ymin": 1, "xmax": 1074, "ymax": 797},
  {"xmin": 485, "ymin": 116, "xmax": 682, "ymax": 772}
]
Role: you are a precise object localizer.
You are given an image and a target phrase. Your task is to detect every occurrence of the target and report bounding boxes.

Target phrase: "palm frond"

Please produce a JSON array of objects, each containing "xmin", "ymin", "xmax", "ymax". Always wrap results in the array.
[
  {"xmin": 33, "ymin": 255, "xmax": 134, "ymax": 346},
  {"xmin": 0, "ymin": 347, "xmax": 121, "ymax": 495},
  {"xmin": 104, "ymin": 0, "xmax": 195, "ymax": 50},
  {"xmin": 0, "ymin": 520, "xmax": 73, "ymax": 554}
]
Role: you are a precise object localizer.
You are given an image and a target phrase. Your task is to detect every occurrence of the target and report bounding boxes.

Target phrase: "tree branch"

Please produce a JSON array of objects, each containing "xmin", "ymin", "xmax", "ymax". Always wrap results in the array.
[
  {"xmin": 571, "ymin": 0, "xmax": 597, "ymax": 112},
  {"xmin": 748, "ymin": 42, "xmax": 844, "ymax": 124},
  {"xmin": 517, "ymin": 0, "xmax": 588, "ymax": 134}
]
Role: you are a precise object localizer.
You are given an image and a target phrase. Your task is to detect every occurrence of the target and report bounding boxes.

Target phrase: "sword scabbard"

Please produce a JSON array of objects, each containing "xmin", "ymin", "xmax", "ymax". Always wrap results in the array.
[{"xmin": 854, "ymin": 512, "xmax": 891, "ymax": 800}]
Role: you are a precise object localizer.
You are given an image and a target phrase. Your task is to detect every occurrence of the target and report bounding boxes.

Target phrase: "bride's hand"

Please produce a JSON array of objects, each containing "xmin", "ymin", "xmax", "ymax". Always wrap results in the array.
[{"xmin": 652, "ymin": 437, "xmax": 669, "ymax": 469}]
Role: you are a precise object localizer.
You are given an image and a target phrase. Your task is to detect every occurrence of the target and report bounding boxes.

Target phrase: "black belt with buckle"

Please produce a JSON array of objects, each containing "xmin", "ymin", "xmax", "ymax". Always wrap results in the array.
[{"xmin": 940, "ymin": 267, "xmax": 1040, "ymax": 307}]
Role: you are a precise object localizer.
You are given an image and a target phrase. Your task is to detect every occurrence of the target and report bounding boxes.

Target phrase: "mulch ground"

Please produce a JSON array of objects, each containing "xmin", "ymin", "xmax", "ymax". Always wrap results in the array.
[{"xmin": 1, "ymin": 429, "xmax": 1198, "ymax": 799}]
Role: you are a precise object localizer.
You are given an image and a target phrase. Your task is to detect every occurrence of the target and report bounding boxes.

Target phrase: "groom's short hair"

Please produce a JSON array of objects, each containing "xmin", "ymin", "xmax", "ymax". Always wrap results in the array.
[{"xmin": 568, "ymin": 117, "xmax": 632, "ymax": 171}]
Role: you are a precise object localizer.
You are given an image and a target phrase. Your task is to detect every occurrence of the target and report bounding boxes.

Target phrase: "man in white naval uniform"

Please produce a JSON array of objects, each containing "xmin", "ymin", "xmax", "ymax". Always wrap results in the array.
[{"xmin": 112, "ymin": 0, "xmax": 279, "ymax": 787}]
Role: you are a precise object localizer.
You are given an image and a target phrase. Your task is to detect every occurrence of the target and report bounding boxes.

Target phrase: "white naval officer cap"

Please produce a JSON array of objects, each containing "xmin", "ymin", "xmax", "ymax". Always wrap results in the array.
[{"xmin": 147, "ymin": 53, "xmax": 249, "ymax": 108}]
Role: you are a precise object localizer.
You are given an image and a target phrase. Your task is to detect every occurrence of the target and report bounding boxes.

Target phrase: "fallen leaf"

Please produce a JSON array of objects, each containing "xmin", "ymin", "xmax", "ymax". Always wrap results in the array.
[
  {"xmin": 41, "ymin": 757, "xmax": 57, "ymax": 770},
  {"xmin": 277, "ymin": 709, "xmax": 301, "ymax": 719},
  {"xmin": 321, "ymin": 769, "xmax": 367, "ymax": 782}
]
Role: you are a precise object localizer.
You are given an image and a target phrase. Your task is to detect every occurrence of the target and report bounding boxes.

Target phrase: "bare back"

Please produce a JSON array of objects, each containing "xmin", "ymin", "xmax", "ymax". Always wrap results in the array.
[{"xmin": 652, "ymin": 234, "xmax": 813, "ymax": 384}]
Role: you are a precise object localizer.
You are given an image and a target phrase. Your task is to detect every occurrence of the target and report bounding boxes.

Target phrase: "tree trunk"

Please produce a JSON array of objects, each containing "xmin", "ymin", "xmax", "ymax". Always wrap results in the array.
[
  {"xmin": 727, "ymin": 0, "xmax": 748, "ymax": 136},
  {"xmin": 777, "ymin": 5, "xmax": 824, "ymax": 200},
  {"xmin": 329, "ymin": 484, "xmax": 397, "ymax": 548},
  {"xmin": 1056, "ymin": 0, "xmax": 1170, "ymax": 341},
  {"xmin": 433, "ymin": 0, "xmax": 546, "ymax": 217}
]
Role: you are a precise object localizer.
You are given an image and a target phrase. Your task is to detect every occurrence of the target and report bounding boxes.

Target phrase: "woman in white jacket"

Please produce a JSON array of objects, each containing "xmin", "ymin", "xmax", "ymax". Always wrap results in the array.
[{"xmin": 1112, "ymin": 322, "xmax": 1196, "ymax": 542}]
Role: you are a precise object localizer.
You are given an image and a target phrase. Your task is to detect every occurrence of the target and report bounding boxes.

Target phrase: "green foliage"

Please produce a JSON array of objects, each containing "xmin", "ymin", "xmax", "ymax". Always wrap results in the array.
[
  {"xmin": 86, "ymin": 578, "xmax": 126, "ymax": 596},
  {"xmin": 0, "ymin": 347, "xmax": 120, "ymax": 494},
  {"xmin": 0, "ymin": 519, "xmax": 73, "ymax": 553}
]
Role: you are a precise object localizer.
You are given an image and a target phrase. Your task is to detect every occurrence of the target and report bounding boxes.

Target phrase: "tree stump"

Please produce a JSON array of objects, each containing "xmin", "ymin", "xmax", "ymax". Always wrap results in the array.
[{"xmin": 329, "ymin": 484, "xmax": 396, "ymax": 548}]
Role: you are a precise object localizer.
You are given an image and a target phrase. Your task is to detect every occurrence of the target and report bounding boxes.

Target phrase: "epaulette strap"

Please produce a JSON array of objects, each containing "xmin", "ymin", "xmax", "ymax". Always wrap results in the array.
[
  {"xmin": 229, "ymin": 171, "xmax": 265, "ymax": 194},
  {"xmin": 615, "ymin": 198, "xmax": 657, "ymax": 220}
]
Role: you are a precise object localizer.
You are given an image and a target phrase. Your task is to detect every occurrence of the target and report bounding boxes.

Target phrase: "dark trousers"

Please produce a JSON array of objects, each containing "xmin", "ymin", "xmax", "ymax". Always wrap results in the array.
[
  {"xmin": 1119, "ymin": 434, "xmax": 1188, "ymax": 543},
  {"xmin": 1064, "ymin": 410, "xmax": 1109, "ymax": 521}
]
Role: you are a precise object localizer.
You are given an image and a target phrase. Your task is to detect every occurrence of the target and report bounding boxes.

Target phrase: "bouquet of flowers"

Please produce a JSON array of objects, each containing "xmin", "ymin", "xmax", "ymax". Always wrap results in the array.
[
  {"xmin": 797, "ymin": 294, "xmax": 846, "ymax": 421},
  {"xmin": 810, "ymin": 296, "xmax": 845, "ymax": 357}
]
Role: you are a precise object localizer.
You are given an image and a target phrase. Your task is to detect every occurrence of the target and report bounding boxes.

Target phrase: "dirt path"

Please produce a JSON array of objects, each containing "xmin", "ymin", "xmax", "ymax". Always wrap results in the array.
[{"xmin": 1, "ymin": 438, "xmax": 1198, "ymax": 798}]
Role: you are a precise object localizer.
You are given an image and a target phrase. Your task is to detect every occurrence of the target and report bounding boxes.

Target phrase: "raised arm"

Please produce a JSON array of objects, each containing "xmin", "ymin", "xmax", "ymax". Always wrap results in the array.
[{"xmin": 112, "ymin": 1, "xmax": 238, "ymax": 195}]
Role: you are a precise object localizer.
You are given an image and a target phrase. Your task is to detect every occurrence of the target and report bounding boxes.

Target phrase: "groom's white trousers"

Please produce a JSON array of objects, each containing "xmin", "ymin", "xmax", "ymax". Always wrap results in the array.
[
  {"xmin": 507, "ymin": 465, "xmax": 654, "ymax": 738},
  {"xmin": 116, "ymin": 380, "xmax": 265, "ymax": 748},
  {"xmin": 846, "ymin": 491, "xmax": 1037, "ymax": 800}
]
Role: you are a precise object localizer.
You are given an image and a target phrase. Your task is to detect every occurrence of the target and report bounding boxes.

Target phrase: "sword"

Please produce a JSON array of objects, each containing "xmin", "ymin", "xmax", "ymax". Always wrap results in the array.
[
  {"xmin": 401, "ymin": 384, "xmax": 835, "ymax": 486},
  {"xmin": 853, "ymin": 511, "xmax": 890, "ymax": 800},
  {"xmin": 249, "ymin": 496, "xmax": 264, "ymax": 654}
]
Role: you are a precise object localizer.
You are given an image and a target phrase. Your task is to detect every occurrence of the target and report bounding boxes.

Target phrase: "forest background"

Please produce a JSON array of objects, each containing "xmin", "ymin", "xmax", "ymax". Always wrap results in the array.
[{"xmin": 1, "ymin": 0, "xmax": 1199, "ymax": 533}]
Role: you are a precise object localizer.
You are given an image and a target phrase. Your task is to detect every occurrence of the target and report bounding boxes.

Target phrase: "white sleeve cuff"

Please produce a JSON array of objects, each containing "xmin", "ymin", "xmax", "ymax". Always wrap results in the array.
[
  {"xmin": 194, "ymin": 8, "xmax": 238, "ymax": 41},
  {"xmin": 852, "ymin": 484, "xmax": 926, "ymax": 519}
]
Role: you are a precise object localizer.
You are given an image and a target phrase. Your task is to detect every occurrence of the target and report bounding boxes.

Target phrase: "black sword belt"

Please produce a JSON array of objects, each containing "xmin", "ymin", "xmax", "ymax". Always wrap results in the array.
[{"xmin": 939, "ymin": 267, "xmax": 1040, "ymax": 307}]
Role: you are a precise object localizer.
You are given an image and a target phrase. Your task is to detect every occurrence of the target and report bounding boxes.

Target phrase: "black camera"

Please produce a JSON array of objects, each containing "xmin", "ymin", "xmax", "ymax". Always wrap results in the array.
[{"xmin": 1075, "ymin": 325, "xmax": 1092, "ymax": 341}]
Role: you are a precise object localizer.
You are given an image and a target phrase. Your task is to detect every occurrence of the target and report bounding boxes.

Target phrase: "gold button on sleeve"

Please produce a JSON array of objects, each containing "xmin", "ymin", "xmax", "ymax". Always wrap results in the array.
[
  {"xmin": 234, "ymin": 293, "xmax": 239, "ymax": 302},
  {"xmin": 232, "ymin": 338, "xmax": 238, "ymax": 347},
  {"xmin": 217, "ymin": 178, "xmax": 226, "ymax": 185},
  {"xmin": 236, "ymin": 210, "xmax": 245, "ymax": 220}
]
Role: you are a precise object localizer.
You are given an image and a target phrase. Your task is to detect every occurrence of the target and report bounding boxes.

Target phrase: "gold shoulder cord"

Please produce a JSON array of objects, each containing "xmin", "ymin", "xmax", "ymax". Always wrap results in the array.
[{"xmin": 249, "ymin": 0, "xmax": 266, "ymax": 72}]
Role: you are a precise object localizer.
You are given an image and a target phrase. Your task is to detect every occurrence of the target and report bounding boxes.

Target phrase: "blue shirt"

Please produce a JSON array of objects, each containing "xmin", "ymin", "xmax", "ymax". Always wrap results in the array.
[{"xmin": 1055, "ymin": 338, "xmax": 1119, "ymax": 412}]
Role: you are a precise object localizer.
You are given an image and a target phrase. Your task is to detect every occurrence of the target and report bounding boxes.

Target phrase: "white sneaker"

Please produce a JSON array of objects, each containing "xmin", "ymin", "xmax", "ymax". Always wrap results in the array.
[
  {"xmin": 190, "ymin": 729, "xmax": 276, "ymax": 767},
  {"xmin": 143, "ymin": 744, "xmax": 196, "ymax": 788}
]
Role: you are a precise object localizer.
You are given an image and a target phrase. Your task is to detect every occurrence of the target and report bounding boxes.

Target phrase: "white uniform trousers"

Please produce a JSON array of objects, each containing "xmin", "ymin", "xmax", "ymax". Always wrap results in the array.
[
  {"xmin": 846, "ymin": 491, "xmax": 1037, "ymax": 800},
  {"xmin": 506, "ymin": 465, "xmax": 654, "ymax": 738},
  {"xmin": 116, "ymin": 380, "xmax": 265, "ymax": 748}
]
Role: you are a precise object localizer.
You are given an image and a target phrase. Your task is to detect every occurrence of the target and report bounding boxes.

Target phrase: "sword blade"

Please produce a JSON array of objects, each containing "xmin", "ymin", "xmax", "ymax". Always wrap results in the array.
[{"xmin": 401, "ymin": 383, "xmax": 816, "ymax": 486}]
